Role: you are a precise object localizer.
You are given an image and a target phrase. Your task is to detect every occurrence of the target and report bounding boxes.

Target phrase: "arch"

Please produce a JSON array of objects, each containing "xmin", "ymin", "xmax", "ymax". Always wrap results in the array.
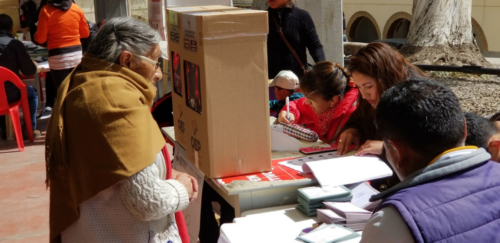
[
  {"xmin": 132, "ymin": 14, "xmax": 148, "ymax": 23},
  {"xmin": 383, "ymin": 12, "xmax": 412, "ymax": 39},
  {"xmin": 347, "ymin": 11, "xmax": 381, "ymax": 43},
  {"xmin": 471, "ymin": 18, "xmax": 488, "ymax": 52}
]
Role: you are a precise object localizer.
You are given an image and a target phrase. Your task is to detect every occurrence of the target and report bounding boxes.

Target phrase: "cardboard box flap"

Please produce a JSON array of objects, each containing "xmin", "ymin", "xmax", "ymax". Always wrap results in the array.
[
  {"xmin": 189, "ymin": 10, "xmax": 269, "ymax": 40},
  {"xmin": 167, "ymin": 5, "xmax": 236, "ymax": 12}
]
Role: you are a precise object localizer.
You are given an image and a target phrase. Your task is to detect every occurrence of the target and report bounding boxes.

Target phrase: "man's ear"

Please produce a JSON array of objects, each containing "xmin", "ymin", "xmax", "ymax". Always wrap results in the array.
[
  {"xmin": 388, "ymin": 139, "xmax": 408, "ymax": 169},
  {"xmin": 118, "ymin": 51, "xmax": 133, "ymax": 68}
]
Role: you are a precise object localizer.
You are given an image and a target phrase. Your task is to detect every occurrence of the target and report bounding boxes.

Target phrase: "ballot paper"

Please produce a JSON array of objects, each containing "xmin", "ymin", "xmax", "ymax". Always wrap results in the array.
[
  {"xmin": 350, "ymin": 182, "xmax": 381, "ymax": 211},
  {"xmin": 298, "ymin": 185, "xmax": 352, "ymax": 203},
  {"xmin": 298, "ymin": 223, "xmax": 359, "ymax": 243},
  {"xmin": 271, "ymin": 124, "xmax": 304, "ymax": 151},
  {"xmin": 324, "ymin": 203, "xmax": 371, "ymax": 222},
  {"xmin": 301, "ymin": 155, "xmax": 393, "ymax": 187},
  {"xmin": 279, "ymin": 152, "xmax": 340, "ymax": 172},
  {"xmin": 317, "ymin": 209, "xmax": 346, "ymax": 224},
  {"xmin": 323, "ymin": 202, "xmax": 372, "ymax": 232}
]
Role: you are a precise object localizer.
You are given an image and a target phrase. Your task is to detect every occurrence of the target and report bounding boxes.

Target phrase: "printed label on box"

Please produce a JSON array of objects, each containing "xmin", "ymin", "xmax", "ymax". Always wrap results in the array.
[
  {"xmin": 182, "ymin": 13, "xmax": 197, "ymax": 52},
  {"xmin": 184, "ymin": 60, "xmax": 202, "ymax": 114},
  {"xmin": 171, "ymin": 51, "xmax": 182, "ymax": 96},
  {"xmin": 168, "ymin": 10, "xmax": 179, "ymax": 43}
]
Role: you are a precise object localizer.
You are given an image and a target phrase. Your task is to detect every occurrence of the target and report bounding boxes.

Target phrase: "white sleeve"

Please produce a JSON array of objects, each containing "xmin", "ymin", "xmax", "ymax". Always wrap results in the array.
[
  {"xmin": 360, "ymin": 206, "xmax": 415, "ymax": 243},
  {"xmin": 119, "ymin": 161, "xmax": 190, "ymax": 221}
]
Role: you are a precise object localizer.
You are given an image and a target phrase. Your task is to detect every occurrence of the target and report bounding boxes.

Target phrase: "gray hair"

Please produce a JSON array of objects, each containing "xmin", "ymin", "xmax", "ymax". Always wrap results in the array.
[{"xmin": 87, "ymin": 17, "xmax": 161, "ymax": 64}]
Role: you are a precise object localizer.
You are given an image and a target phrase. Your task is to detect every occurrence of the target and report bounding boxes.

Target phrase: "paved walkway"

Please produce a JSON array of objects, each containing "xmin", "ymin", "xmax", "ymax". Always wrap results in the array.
[{"xmin": 0, "ymin": 119, "xmax": 49, "ymax": 242}]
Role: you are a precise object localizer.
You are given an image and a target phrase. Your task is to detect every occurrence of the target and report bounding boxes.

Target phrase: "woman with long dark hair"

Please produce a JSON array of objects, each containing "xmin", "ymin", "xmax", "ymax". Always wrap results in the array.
[{"xmin": 337, "ymin": 42, "xmax": 427, "ymax": 190}]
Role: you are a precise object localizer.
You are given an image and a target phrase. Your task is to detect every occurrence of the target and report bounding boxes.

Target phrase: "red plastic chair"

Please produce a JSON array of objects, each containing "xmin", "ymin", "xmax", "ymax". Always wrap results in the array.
[{"xmin": 0, "ymin": 67, "xmax": 34, "ymax": 151}]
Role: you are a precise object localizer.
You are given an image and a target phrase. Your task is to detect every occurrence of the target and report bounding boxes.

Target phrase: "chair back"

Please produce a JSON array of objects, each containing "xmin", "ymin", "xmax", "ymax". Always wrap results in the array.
[{"xmin": 0, "ymin": 67, "xmax": 26, "ymax": 112}]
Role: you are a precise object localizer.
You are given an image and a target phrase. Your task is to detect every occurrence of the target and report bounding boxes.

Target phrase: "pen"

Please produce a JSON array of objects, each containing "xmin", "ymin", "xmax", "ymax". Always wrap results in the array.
[{"xmin": 286, "ymin": 96, "xmax": 290, "ymax": 121}]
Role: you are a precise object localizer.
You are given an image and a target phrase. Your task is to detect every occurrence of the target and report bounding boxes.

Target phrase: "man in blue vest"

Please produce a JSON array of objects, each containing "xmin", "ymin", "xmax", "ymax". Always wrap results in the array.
[{"xmin": 361, "ymin": 79, "xmax": 500, "ymax": 242}]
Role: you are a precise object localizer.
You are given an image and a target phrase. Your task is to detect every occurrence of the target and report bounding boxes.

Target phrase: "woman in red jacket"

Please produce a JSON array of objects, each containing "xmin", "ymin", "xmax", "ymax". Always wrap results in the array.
[{"xmin": 278, "ymin": 61, "xmax": 358, "ymax": 143}]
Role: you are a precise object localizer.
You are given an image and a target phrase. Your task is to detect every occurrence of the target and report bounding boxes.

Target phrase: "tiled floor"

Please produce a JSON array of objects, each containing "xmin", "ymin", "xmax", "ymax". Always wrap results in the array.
[
  {"xmin": 0, "ymin": 119, "xmax": 50, "ymax": 242},
  {"xmin": 0, "ymin": 117, "xmax": 177, "ymax": 242}
]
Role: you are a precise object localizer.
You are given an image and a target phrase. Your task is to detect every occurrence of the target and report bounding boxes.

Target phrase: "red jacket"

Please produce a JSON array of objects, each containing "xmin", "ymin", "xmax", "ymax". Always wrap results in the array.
[{"xmin": 283, "ymin": 88, "xmax": 359, "ymax": 143}]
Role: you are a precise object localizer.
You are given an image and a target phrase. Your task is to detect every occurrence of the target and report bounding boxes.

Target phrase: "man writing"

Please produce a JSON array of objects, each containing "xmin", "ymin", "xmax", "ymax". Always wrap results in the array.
[{"xmin": 361, "ymin": 79, "xmax": 500, "ymax": 242}]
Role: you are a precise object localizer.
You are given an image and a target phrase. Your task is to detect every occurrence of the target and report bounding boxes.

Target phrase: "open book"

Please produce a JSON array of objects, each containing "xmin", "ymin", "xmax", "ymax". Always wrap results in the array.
[{"xmin": 301, "ymin": 155, "xmax": 393, "ymax": 187}]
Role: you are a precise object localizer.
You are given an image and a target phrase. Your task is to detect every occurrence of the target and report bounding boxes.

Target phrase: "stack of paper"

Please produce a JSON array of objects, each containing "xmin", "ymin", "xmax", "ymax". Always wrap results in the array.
[
  {"xmin": 296, "ymin": 186, "xmax": 352, "ymax": 217},
  {"xmin": 297, "ymin": 223, "xmax": 361, "ymax": 243},
  {"xmin": 350, "ymin": 182, "xmax": 381, "ymax": 212},
  {"xmin": 323, "ymin": 202, "xmax": 372, "ymax": 231},
  {"xmin": 316, "ymin": 209, "xmax": 346, "ymax": 225}
]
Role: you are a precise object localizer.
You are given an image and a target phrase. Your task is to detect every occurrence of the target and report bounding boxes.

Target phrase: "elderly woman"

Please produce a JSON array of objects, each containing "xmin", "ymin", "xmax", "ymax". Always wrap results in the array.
[{"xmin": 45, "ymin": 17, "xmax": 197, "ymax": 243}]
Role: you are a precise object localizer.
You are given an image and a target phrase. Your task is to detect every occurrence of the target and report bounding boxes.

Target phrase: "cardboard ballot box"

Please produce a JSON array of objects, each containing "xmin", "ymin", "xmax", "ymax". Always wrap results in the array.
[{"xmin": 167, "ymin": 8, "xmax": 271, "ymax": 178}]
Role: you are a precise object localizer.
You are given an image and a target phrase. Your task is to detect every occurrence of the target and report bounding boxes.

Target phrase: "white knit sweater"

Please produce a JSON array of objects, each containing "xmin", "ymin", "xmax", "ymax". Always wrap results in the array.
[{"xmin": 61, "ymin": 151, "xmax": 190, "ymax": 243}]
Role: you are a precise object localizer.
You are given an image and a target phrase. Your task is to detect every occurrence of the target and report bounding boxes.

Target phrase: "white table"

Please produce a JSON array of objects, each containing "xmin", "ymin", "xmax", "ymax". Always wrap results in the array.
[{"xmin": 162, "ymin": 126, "xmax": 327, "ymax": 216}]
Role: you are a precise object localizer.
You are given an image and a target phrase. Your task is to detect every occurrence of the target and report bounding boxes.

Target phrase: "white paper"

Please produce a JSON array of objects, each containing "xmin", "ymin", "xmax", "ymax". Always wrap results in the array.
[
  {"xmin": 351, "ymin": 182, "xmax": 379, "ymax": 209},
  {"xmin": 300, "ymin": 186, "xmax": 347, "ymax": 199},
  {"xmin": 324, "ymin": 202, "xmax": 369, "ymax": 214},
  {"xmin": 271, "ymin": 126, "xmax": 303, "ymax": 151},
  {"xmin": 279, "ymin": 152, "xmax": 339, "ymax": 172},
  {"xmin": 317, "ymin": 209, "xmax": 345, "ymax": 221},
  {"xmin": 300, "ymin": 224, "xmax": 354, "ymax": 243},
  {"xmin": 302, "ymin": 155, "xmax": 393, "ymax": 187},
  {"xmin": 37, "ymin": 61, "xmax": 49, "ymax": 69},
  {"xmin": 173, "ymin": 142, "xmax": 204, "ymax": 243}
]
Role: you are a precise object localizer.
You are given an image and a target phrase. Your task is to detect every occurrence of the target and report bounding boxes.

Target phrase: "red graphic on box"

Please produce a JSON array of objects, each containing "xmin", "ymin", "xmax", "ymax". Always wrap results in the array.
[{"xmin": 213, "ymin": 157, "xmax": 311, "ymax": 186}]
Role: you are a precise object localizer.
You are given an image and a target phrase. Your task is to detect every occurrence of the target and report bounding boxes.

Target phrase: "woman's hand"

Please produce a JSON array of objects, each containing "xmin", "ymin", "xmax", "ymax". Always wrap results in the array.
[
  {"xmin": 355, "ymin": 140, "xmax": 384, "ymax": 156},
  {"xmin": 278, "ymin": 111, "xmax": 295, "ymax": 124},
  {"xmin": 173, "ymin": 170, "xmax": 199, "ymax": 203},
  {"xmin": 337, "ymin": 128, "xmax": 361, "ymax": 155}
]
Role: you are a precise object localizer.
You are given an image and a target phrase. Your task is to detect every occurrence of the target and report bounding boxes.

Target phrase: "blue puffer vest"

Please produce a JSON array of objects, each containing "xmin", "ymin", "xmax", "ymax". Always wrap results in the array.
[{"xmin": 376, "ymin": 161, "xmax": 500, "ymax": 243}]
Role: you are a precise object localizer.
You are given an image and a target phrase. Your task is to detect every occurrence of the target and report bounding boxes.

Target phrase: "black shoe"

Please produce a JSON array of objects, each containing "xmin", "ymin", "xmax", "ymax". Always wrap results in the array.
[{"xmin": 37, "ymin": 107, "xmax": 52, "ymax": 120}]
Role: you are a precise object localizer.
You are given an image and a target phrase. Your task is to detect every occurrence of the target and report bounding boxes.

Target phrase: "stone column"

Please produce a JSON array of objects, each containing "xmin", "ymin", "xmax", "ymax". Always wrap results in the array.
[{"xmin": 294, "ymin": 0, "xmax": 344, "ymax": 66}]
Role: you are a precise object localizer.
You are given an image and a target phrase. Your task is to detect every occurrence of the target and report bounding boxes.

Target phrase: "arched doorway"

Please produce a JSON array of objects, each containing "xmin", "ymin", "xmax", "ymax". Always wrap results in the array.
[
  {"xmin": 386, "ymin": 19, "xmax": 410, "ymax": 39},
  {"xmin": 471, "ymin": 18, "xmax": 488, "ymax": 53},
  {"xmin": 347, "ymin": 11, "xmax": 380, "ymax": 43},
  {"xmin": 383, "ymin": 12, "xmax": 412, "ymax": 39}
]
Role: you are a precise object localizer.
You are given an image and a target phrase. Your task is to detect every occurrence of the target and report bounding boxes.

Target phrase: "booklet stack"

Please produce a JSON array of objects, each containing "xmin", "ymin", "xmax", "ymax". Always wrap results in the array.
[
  {"xmin": 322, "ymin": 202, "xmax": 372, "ymax": 231},
  {"xmin": 297, "ymin": 223, "xmax": 361, "ymax": 243},
  {"xmin": 296, "ymin": 186, "xmax": 352, "ymax": 217},
  {"xmin": 349, "ymin": 182, "xmax": 381, "ymax": 212}
]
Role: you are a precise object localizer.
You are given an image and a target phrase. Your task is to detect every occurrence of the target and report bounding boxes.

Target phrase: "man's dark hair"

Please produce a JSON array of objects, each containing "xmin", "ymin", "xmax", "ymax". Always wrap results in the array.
[
  {"xmin": 0, "ymin": 14, "xmax": 13, "ymax": 32},
  {"xmin": 375, "ymin": 79, "xmax": 465, "ymax": 157},
  {"xmin": 465, "ymin": 112, "xmax": 496, "ymax": 148},
  {"xmin": 489, "ymin": 112, "xmax": 500, "ymax": 123}
]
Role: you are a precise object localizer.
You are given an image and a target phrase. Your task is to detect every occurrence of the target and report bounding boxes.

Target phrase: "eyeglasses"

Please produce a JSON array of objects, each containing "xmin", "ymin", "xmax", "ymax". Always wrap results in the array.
[{"xmin": 132, "ymin": 53, "xmax": 161, "ymax": 70}]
